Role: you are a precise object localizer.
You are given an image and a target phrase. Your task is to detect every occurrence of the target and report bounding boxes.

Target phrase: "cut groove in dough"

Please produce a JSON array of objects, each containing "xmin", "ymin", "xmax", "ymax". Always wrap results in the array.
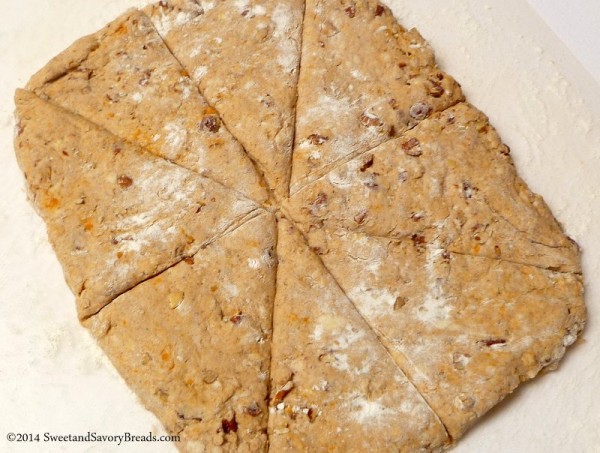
[
  {"xmin": 290, "ymin": 0, "xmax": 464, "ymax": 195},
  {"xmin": 285, "ymin": 224, "xmax": 584, "ymax": 438},
  {"xmin": 85, "ymin": 212, "xmax": 277, "ymax": 452},
  {"xmin": 287, "ymin": 103, "xmax": 581, "ymax": 275}
]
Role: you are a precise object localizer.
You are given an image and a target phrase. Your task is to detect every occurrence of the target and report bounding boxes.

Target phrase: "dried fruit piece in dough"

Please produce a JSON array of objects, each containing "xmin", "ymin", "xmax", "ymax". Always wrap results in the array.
[
  {"xmin": 287, "ymin": 103, "xmax": 586, "ymax": 437},
  {"xmin": 298, "ymin": 228, "xmax": 585, "ymax": 438},
  {"xmin": 287, "ymin": 103, "xmax": 580, "ymax": 273}
]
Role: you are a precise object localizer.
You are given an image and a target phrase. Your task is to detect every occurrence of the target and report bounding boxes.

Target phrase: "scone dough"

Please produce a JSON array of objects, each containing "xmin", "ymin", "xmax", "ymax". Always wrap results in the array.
[
  {"xmin": 286, "ymin": 102, "xmax": 585, "ymax": 437},
  {"xmin": 15, "ymin": 1, "xmax": 586, "ymax": 450},
  {"xmin": 86, "ymin": 213, "xmax": 276, "ymax": 452},
  {"xmin": 291, "ymin": 0, "xmax": 463, "ymax": 193}
]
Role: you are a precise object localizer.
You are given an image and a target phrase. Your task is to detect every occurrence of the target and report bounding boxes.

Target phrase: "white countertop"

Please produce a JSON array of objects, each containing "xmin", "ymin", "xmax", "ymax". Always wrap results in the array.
[
  {"xmin": 527, "ymin": 0, "xmax": 600, "ymax": 85},
  {"xmin": 1, "ymin": 1, "xmax": 598, "ymax": 452}
]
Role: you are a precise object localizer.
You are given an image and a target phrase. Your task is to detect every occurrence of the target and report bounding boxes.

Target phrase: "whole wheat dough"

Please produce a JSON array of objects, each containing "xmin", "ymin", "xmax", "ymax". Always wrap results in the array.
[
  {"xmin": 14, "ymin": 89, "xmax": 259, "ymax": 319},
  {"xmin": 15, "ymin": 0, "xmax": 586, "ymax": 450},
  {"xmin": 290, "ymin": 0, "xmax": 463, "ymax": 194},
  {"xmin": 269, "ymin": 218, "xmax": 449, "ymax": 451},
  {"xmin": 286, "ymin": 103, "xmax": 581, "ymax": 273},
  {"xmin": 285, "ymin": 102, "xmax": 585, "ymax": 437},
  {"xmin": 144, "ymin": 0, "xmax": 304, "ymax": 200},
  {"xmin": 27, "ymin": 9, "xmax": 267, "ymax": 204},
  {"xmin": 85, "ymin": 212, "xmax": 276, "ymax": 452}
]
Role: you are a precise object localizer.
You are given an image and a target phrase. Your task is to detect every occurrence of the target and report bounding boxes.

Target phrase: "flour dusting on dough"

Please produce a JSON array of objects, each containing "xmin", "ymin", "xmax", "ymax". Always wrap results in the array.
[
  {"xmin": 247, "ymin": 258, "xmax": 261, "ymax": 269},
  {"xmin": 298, "ymin": 94, "xmax": 379, "ymax": 162},
  {"xmin": 348, "ymin": 286, "xmax": 397, "ymax": 319},
  {"xmin": 331, "ymin": 352, "xmax": 350, "ymax": 372},
  {"xmin": 272, "ymin": 4, "xmax": 298, "ymax": 74},
  {"xmin": 333, "ymin": 324, "xmax": 365, "ymax": 349},
  {"xmin": 193, "ymin": 65, "xmax": 208, "ymax": 81},
  {"xmin": 328, "ymin": 163, "xmax": 357, "ymax": 189},
  {"xmin": 311, "ymin": 323, "xmax": 324, "ymax": 342},
  {"xmin": 162, "ymin": 121, "xmax": 187, "ymax": 159},
  {"xmin": 115, "ymin": 223, "xmax": 170, "ymax": 254},
  {"xmin": 153, "ymin": 10, "xmax": 195, "ymax": 36},
  {"xmin": 109, "ymin": 162, "xmax": 200, "ymax": 251},
  {"xmin": 351, "ymin": 69, "xmax": 368, "ymax": 81},
  {"xmin": 415, "ymin": 224, "xmax": 452, "ymax": 324},
  {"xmin": 131, "ymin": 92, "xmax": 143, "ymax": 103},
  {"xmin": 201, "ymin": 1, "xmax": 215, "ymax": 12},
  {"xmin": 233, "ymin": 0, "xmax": 248, "ymax": 13},
  {"xmin": 347, "ymin": 395, "xmax": 399, "ymax": 424}
]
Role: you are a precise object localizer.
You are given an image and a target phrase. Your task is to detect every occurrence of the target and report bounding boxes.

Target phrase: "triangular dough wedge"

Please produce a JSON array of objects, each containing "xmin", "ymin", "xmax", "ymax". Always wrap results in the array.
[
  {"xmin": 290, "ymin": 0, "xmax": 464, "ymax": 193},
  {"xmin": 269, "ymin": 218, "xmax": 449, "ymax": 451},
  {"xmin": 84, "ymin": 212, "xmax": 276, "ymax": 452},
  {"xmin": 293, "ymin": 229, "xmax": 585, "ymax": 438},
  {"xmin": 287, "ymin": 103, "xmax": 580, "ymax": 273},
  {"xmin": 26, "ymin": 10, "xmax": 266, "ymax": 204},
  {"xmin": 286, "ymin": 103, "xmax": 586, "ymax": 437},
  {"xmin": 144, "ymin": 0, "xmax": 304, "ymax": 200},
  {"xmin": 15, "ymin": 89, "xmax": 259, "ymax": 319}
]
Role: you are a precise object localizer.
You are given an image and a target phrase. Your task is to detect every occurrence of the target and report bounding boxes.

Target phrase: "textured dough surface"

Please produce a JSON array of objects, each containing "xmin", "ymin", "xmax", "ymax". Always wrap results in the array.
[
  {"xmin": 14, "ymin": 0, "xmax": 586, "ymax": 450},
  {"xmin": 14, "ymin": 89, "xmax": 259, "ymax": 319},
  {"xmin": 85, "ymin": 213, "xmax": 276, "ymax": 452},
  {"xmin": 290, "ymin": 0, "xmax": 463, "ymax": 193},
  {"xmin": 27, "ymin": 10, "xmax": 267, "ymax": 204},
  {"xmin": 144, "ymin": 0, "xmax": 304, "ymax": 200},
  {"xmin": 269, "ymin": 218, "xmax": 449, "ymax": 451},
  {"xmin": 281, "ymin": 226, "xmax": 584, "ymax": 437},
  {"xmin": 286, "ymin": 102, "xmax": 585, "ymax": 437},
  {"xmin": 287, "ymin": 103, "xmax": 581, "ymax": 274}
]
